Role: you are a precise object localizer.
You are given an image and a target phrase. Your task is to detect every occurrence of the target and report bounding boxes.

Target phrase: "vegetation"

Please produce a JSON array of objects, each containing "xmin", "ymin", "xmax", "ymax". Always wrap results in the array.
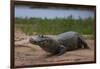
[{"xmin": 15, "ymin": 16, "xmax": 94, "ymax": 36}]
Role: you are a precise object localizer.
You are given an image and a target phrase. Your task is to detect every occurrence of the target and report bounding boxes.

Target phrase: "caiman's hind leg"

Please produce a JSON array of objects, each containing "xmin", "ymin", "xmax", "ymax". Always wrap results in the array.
[
  {"xmin": 77, "ymin": 37, "xmax": 83, "ymax": 48},
  {"xmin": 78, "ymin": 37, "xmax": 90, "ymax": 49}
]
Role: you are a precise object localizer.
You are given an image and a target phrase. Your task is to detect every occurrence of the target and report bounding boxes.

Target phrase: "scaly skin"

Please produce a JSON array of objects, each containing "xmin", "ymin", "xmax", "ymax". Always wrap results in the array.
[{"xmin": 29, "ymin": 31, "xmax": 89, "ymax": 56}]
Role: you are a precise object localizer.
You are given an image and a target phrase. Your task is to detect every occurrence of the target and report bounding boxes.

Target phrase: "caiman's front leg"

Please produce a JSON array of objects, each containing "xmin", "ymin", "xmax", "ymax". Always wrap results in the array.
[{"xmin": 56, "ymin": 45, "xmax": 67, "ymax": 56}]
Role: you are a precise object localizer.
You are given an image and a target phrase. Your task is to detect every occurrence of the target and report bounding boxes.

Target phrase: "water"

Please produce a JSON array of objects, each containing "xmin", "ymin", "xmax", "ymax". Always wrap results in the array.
[{"xmin": 15, "ymin": 6, "xmax": 94, "ymax": 19}]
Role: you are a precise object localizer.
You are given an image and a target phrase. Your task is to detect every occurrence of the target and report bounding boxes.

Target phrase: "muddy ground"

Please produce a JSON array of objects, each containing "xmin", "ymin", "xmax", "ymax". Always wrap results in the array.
[{"xmin": 14, "ymin": 31, "xmax": 95, "ymax": 67}]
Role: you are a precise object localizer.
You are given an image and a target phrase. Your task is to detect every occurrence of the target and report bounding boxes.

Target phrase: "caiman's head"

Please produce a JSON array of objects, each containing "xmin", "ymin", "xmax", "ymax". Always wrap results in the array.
[{"xmin": 29, "ymin": 35, "xmax": 51, "ymax": 46}]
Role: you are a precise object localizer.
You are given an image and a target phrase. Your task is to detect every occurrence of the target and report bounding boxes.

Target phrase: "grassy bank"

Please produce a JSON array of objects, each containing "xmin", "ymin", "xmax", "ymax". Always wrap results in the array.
[{"xmin": 15, "ymin": 17, "xmax": 94, "ymax": 35}]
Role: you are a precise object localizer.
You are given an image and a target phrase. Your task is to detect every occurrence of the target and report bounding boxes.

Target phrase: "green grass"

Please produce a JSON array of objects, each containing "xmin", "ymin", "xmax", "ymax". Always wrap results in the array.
[{"xmin": 15, "ymin": 17, "xmax": 94, "ymax": 35}]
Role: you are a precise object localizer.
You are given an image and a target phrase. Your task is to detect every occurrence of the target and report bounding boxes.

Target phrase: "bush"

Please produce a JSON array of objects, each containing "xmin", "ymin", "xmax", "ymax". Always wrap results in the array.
[{"xmin": 15, "ymin": 17, "xmax": 94, "ymax": 35}]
